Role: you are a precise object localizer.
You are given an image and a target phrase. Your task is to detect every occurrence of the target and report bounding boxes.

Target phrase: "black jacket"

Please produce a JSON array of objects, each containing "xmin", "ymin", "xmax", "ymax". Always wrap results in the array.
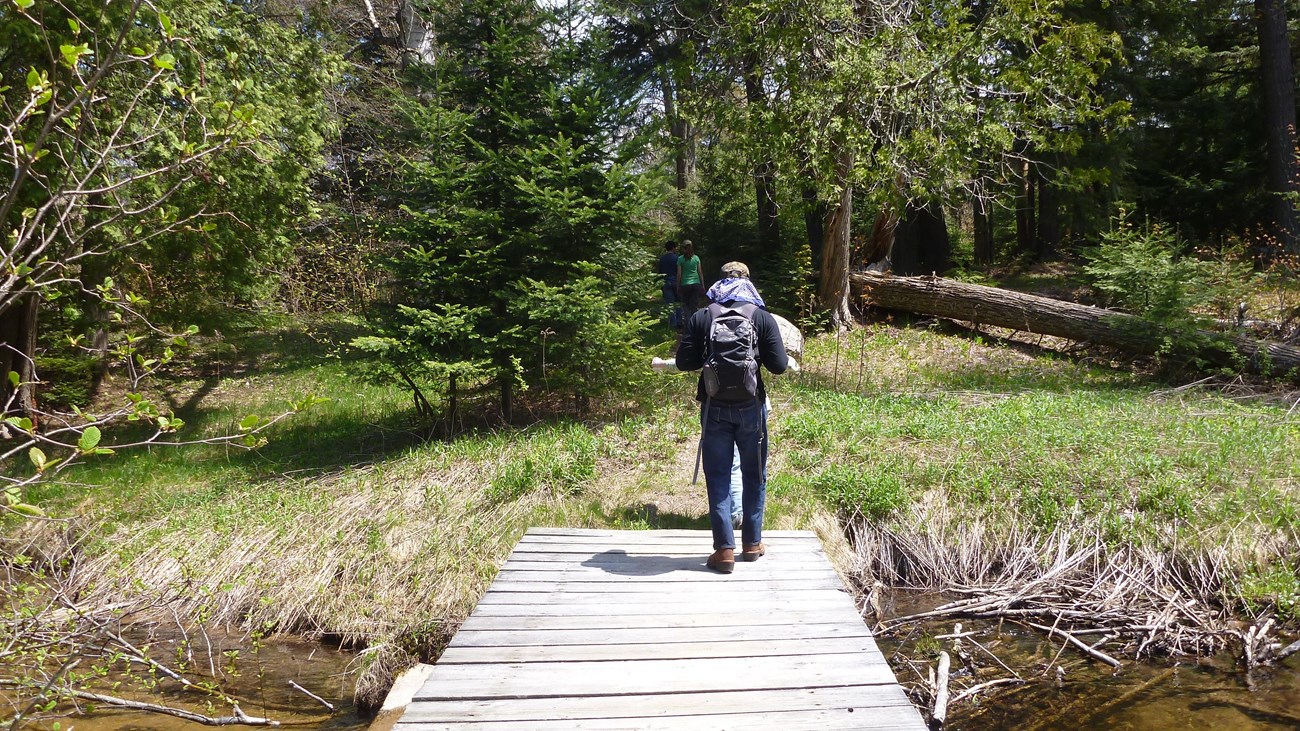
[{"xmin": 676, "ymin": 302, "xmax": 788, "ymax": 403}]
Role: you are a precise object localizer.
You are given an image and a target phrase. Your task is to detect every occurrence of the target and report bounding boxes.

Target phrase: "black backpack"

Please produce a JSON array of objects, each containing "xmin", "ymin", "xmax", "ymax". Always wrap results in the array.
[{"xmin": 701, "ymin": 302, "xmax": 760, "ymax": 402}]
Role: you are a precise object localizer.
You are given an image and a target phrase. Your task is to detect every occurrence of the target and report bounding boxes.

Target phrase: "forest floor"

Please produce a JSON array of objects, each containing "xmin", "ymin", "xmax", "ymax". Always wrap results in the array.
[{"xmin": 12, "ymin": 305, "xmax": 1300, "ymax": 713}]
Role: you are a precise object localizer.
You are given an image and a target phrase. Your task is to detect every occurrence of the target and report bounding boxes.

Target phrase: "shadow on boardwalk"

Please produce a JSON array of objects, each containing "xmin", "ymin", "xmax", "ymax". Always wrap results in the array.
[{"xmin": 581, "ymin": 549, "xmax": 711, "ymax": 575}]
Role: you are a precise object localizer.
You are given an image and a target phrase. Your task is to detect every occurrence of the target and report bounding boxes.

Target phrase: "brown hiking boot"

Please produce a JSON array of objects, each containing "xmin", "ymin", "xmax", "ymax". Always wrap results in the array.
[
  {"xmin": 706, "ymin": 548, "xmax": 735, "ymax": 574},
  {"xmin": 740, "ymin": 543, "xmax": 766, "ymax": 562}
]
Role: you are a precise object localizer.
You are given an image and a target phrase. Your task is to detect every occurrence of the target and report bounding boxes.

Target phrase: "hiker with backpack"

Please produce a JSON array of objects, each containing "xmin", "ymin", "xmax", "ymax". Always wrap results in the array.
[{"xmin": 674, "ymin": 262, "xmax": 788, "ymax": 574}]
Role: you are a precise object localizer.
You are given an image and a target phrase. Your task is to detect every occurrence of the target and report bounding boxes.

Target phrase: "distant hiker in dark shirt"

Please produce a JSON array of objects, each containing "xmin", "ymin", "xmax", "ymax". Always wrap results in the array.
[
  {"xmin": 657, "ymin": 241, "xmax": 681, "ymax": 329},
  {"xmin": 675, "ymin": 262, "xmax": 787, "ymax": 574}
]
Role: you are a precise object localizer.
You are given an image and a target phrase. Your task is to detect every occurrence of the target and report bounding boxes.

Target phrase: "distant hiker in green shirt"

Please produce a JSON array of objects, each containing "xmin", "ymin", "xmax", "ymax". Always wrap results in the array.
[{"xmin": 676, "ymin": 239, "xmax": 704, "ymax": 320}]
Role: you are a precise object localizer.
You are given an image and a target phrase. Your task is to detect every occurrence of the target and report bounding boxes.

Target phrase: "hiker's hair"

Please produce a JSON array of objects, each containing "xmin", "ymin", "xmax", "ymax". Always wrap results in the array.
[
  {"xmin": 681, "ymin": 240, "xmax": 694, "ymax": 256},
  {"xmin": 664, "ymin": 241, "xmax": 677, "ymax": 251}
]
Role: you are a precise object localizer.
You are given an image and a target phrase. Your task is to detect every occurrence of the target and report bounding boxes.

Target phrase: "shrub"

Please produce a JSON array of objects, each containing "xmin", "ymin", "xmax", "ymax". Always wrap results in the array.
[
  {"xmin": 1083, "ymin": 212, "xmax": 1252, "ymax": 327},
  {"xmin": 35, "ymin": 354, "xmax": 98, "ymax": 410}
]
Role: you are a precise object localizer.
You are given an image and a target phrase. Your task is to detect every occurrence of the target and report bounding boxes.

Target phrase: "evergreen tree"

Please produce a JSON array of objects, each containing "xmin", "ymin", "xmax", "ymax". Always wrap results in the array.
[{"xmin": 357, "ymin": 0, "xmax": 657, "ymax": 423}]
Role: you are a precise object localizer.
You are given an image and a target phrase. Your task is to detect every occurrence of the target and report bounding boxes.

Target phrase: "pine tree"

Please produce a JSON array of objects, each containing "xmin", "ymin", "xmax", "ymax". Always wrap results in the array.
[{"xmin": 357, "ymin": 0, "xmax": 656, "ymax": 424}]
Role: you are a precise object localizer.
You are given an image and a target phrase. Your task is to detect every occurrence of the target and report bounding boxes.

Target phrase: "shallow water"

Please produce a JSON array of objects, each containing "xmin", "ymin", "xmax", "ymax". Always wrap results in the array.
[
  {"xmin": 878, "ymin": 591, "xmax": 1300, "ymax": 731},
  {"xmin": 8, "ymin": 630, "xmax": 367, "ymax": 731}
]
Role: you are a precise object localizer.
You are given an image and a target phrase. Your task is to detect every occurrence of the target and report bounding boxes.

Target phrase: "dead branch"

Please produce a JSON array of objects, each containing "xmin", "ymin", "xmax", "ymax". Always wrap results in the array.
[
  {"xmin": 1027, "ymin": 621, "xmax": 1123, "ymax": 668},
  {"xmin": 949, "ymin": 677, "xmax": 1025, "ymax": 705},
  {"xmin": 931, "ymin": 651, "xmax": 950, "ymax": 728},
  {"xmin": 66, "ymin": 690, "xmax": 279, "ymax": 727},
  {"xmin": 288, "ymin": 680, "xmax": 335, "ymax": 711}
]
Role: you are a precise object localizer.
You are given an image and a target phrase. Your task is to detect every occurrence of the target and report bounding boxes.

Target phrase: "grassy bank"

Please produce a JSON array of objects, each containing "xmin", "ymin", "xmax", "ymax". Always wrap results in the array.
[
  {"xmin": 10, "ymin": 314, "xmax": 1299, "ymax": 709},
  {"xmin": 773, "ymin": 326, "xmax": 1299, "ymax": 621}
]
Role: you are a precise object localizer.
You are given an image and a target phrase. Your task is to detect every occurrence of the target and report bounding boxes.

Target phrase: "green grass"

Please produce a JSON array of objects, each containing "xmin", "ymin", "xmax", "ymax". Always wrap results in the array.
[{"xmin": 768, "ymin": 324, "xmax": 1299, "ymax": 614}]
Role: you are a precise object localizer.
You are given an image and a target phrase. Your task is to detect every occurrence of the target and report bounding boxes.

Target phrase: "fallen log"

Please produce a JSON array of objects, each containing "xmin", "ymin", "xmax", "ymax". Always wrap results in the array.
[{"xmin": 851, "ymin": 272, "xmax": 1300, "ymax": 380}]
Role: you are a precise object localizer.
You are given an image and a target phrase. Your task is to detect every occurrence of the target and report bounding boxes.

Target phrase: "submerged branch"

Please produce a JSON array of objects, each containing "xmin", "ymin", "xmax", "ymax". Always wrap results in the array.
[{"xmin": 66, "ymin": 691, "xmax": 279, "ymax": 727}]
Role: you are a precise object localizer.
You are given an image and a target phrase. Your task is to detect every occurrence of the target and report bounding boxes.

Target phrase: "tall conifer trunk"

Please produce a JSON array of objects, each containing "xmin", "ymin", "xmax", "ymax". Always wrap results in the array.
[
  {"xmin": 817, "ymin": 147, "xmax": 854, "ymax": 328},
  {"xmin": 0, "ymin": 296, "xmax": 39, "ymax": 417},
  {"xmin": 1256, "ymin": 0, "xmax": 1300, "ymax": 254}
]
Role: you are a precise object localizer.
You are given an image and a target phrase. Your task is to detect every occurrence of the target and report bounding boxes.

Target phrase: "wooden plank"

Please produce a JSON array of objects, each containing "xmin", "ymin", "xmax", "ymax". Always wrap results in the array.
[
  {"xmin": 400, "ymin": 707, "xmax": 924, "ymax": 730},
  {"xmin": 484, "ymin": 577, "xmax": 845, "ymax": 593},
  {"xmin": 457, "ymin": 609, "xmax": 862, "ymax": 631},
  {"xmin": 475, "ymin": 588, "xmax": 855, "ymax": 605},
  {"xmin": 525, "ymin": 528, "xmax": 819, "ymax": 538},
  {"xmin": 491, "ymin": 568, "xmax": 841, "ymax": 583},
  {"xmin": 468, "ymin": 599, "xmax": 855, "ymax": 618},
  {"xmin": 413, "ymin": 653, "xmax": 898, "ymax": 700},
  {"xmin": 399, "ymin": 684, "xmax": 913, "ymax": 724},
  {"xmin": 501, "ymin": 548, "xmax": 826, "ymax": 567},
  {"xmin": 501, "ymin": 546, "xmax": 826, "ymax": 556},
  {"xmin": 516, "ymin": 534, "xmax": 823, "ymax": 547},
  {"xmin": 437, "ymin": 636, "xmax": 883, "ymax": 664},
  {"xmin": 444, "ymin": 621, "xmax": 876, "ymax": 648},
  {"xmin": 499, "ymin": 557, "xmax": 832, "ymax": 571}
]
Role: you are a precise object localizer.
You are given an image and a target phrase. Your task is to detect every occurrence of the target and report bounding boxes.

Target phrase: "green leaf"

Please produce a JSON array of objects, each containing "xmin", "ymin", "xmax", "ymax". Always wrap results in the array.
[
  {"xmin": 8, "ymin": 371, "xmax": 18, "ymax": 388},
  {"xmin": 158, "ymin": 11, "xmax": 173, "ymax": 35},
  {"xmin": 68, "ymin": 18, "xmax": 80, "ymax": 34},
  {"xmin": 29, "ymin": 447, "xmax": 47, "ymax": 471},
  {"xmin": 154, "ymin": 53, "xmax": 176, "ymax": 71},
  {"xmin": 94, "ymin": 448, "xmax": 115, "ymax": 455},
  {"xmin": 239, "ymin": 415, "xmax": 259, "ymax": 430},
  {"xmin": 14, "ymin": 0, "xmax": 34, "ymax": 10},
  {"xmin": 12, "ymin": 503, "xmax": 45, "ymax": 518},
  {"xmin": 78, "ymin": 426, "xmax": 102, "ymax": 452},
  {"xmin": 6, "ymin": 416, "xmax": 34, "ymax": 432},
  {"xmin": 25, "ymin": 67, "xmax": 40, "ymax": 90}
]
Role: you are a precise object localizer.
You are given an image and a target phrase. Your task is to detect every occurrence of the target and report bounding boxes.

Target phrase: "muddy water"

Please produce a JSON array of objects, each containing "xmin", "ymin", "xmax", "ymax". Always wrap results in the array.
[
  {"xmin": 878, "ymin": 591, "xmax": 1300, "ymax": 731},
  {"xmin": 17, "ymin": 631, "xmax": 367, "ymax": 731}
]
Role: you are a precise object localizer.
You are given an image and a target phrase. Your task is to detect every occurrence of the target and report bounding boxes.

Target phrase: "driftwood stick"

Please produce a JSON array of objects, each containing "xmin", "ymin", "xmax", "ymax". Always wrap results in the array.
[
  {"xmin": 950, "ymin": 677, "xmax": 1025, "ymax": 705},
  {"xmin": 288, "ymin": 680, "xmax": 335, "ymax": 711},
  {"xmin": 932, "ymin": 651, "xmax": 951, "ymax": 728},
  {"xmin": 66, "ymin": 690, "xmax": 279, "ymax": 726},
  {"xmin": 1028, "ymin": 622, "xmax": 1122, "ymax": 668},
  {"xmin": 1275, "ymin": 639, "xmax": 1300, "ymax": 661}
]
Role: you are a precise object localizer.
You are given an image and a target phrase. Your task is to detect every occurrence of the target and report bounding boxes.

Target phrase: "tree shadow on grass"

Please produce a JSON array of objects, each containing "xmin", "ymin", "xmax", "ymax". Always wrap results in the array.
[
  {"xmin": 230, "ymin": 408, "xmax": 428, "ymax": 477},
  {"xmin": 599, "ymin": 503, "xmax": 712, "ymax": 531}
]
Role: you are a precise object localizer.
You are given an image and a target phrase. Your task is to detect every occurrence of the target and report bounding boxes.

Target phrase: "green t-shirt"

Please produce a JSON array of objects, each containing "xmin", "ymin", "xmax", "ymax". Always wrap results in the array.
[{"xmin": 678, "ymin": 254, "xmax": 702, "ymax": 285}]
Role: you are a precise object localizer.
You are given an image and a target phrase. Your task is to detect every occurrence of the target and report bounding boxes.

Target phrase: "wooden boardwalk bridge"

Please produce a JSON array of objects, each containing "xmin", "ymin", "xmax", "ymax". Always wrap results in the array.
[{"xmin": 392, "ymin": 528, "xmax": 927, "ymax": 730}]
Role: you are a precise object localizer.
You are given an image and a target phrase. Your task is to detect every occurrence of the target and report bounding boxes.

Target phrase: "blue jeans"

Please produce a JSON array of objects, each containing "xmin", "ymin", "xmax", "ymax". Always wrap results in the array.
[
  {"xmin": 729, "ymin": 445, "xmax": 743, "ymax": 527},
  {"xmin": 701, "ymin": 399, "xmax": 768, "ymax": 550},
  {"xmin": 662, "ymin": 278, "xmax": 681, "ymax": 328}
]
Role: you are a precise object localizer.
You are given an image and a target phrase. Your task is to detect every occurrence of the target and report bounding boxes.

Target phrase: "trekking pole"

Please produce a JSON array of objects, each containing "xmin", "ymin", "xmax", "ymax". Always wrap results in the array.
[{"xmin": 692, "ymin": 396, "xmax": 709, "ymax": 485}]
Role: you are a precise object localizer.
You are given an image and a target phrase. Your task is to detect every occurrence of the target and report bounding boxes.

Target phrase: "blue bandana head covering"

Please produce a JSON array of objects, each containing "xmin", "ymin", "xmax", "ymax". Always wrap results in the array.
[{"xmin": 707, "ymin": 278, "xmax": 765, "ymax": 308}]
